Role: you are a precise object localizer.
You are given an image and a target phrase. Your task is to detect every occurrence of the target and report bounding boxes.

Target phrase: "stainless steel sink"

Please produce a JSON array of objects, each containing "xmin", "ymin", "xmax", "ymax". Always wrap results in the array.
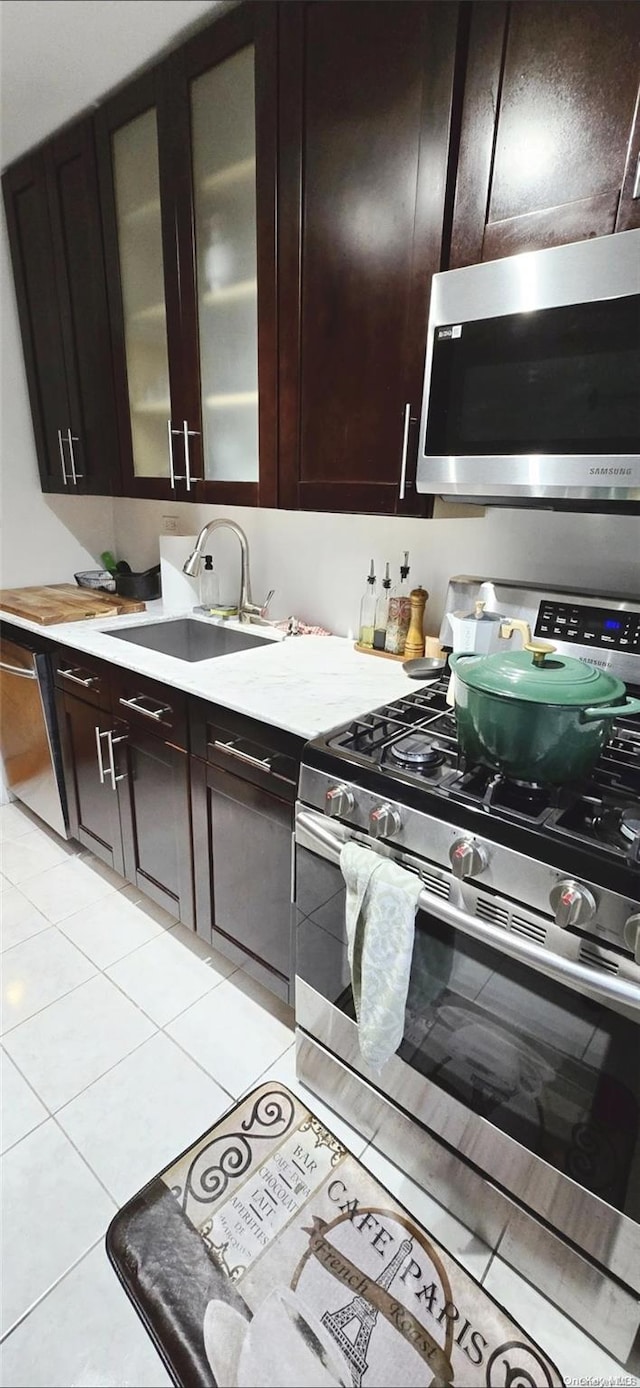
[{"xmin": 105, "ymin": 618, "xmax": 272, "ymax": 662}]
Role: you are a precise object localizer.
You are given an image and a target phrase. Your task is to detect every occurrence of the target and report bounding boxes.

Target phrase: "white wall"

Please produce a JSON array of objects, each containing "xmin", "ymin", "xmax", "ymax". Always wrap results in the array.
[
  {"xmin": 113, "ymin": 496, "xmax": 640, "ymax": 639},
  {"xmin": 0, "ymin": 212, "xmax": 115, "ymax": 589}
]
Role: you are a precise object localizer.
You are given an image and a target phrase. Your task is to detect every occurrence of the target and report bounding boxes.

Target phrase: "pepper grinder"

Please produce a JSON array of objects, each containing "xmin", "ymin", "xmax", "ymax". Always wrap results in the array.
[{"xmin": 404, "ymin": 587, "xmax": 428, "ymax": 659}]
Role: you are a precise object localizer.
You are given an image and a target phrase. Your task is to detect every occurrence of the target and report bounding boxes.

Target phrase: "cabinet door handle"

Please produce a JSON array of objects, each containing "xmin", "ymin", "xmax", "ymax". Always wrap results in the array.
[
  {"xmin": 213, "ymin": 738, "xmax": 272, "ymax": 771},
  {"xmin": 95, "ymin": 725, "xmax": 106, "ymax": 784},
  {"xmin": 66, "ymin": 428, "xmax": 82, "ymax": 482},
  {"xmin": 105, "ymin": 730, "xmax": 127, "ymax": 789},
  {"xmin": 183, "ymin": 420, "xmax": 201, "ymax": 492},
  {"xmin": 119, "ymin": 695, "xmax": 171, "ymax": 721},
  {"xmin": 58, "ymin": 430, "xmax": 69, "ymax": 485},
  {"xmin": 167, "ymin": 419, "xmax": 188, "ymax": 489},
  {"xmin": 60, "ymin": 667, "xmax": 98, "ymax": 688},
  {"xmin": 633, "ymin": 151, "xmax": 640, "ymax": 201},
  {"xmin": 398, "ymin": 403, "xmax": 414, "ymax": 501}
]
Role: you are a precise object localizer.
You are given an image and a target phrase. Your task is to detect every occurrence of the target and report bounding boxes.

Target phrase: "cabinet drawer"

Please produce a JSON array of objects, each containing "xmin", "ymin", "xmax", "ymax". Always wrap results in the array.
[
  {"xmin": 54, "ymin": 650, "xmax": 111, "ymax": 710},
  {"xmin": 111, "ymin": 668, "xmax": 188, "ymax": 749},
  {"xmin": 190, "ymin": 698, "xmax": 302, "ymax": 801}
]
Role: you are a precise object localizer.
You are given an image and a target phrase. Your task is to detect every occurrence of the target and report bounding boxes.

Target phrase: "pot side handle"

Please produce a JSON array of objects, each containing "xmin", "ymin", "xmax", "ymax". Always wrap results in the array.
[{"xmin": 582, "ymin": 697, "xmax": 640, "ymax": 722}]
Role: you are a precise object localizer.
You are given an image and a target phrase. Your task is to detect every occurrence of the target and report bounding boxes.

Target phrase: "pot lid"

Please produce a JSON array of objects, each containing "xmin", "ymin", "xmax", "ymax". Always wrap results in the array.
[
  {"xmin": 453, "ymin": 646, "xmax": 626, "ymax": 706},
  {"xmin": 452, "ymin": 599, "xmax": 503, "ymax": 624}
]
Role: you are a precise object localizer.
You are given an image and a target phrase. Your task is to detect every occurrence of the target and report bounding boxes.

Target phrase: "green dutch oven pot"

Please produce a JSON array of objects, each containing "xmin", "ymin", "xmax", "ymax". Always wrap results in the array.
[{"xmin": 449, "ymin": 619, "xmax": 640, "ymax": 785}]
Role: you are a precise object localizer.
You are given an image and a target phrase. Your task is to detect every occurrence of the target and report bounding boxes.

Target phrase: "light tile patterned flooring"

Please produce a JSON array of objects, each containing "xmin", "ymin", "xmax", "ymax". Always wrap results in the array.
[{"xmin": 0, "ymin": 800, "xmax": 637, "ymax": 1385}]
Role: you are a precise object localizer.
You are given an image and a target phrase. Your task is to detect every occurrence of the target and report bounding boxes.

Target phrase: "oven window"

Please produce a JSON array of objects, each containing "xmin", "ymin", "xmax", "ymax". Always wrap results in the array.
[
  {"xmin": 425, "ymin": 294, "xmax": 640, "ymax": 456},
  {"xmin": 401, "ymin": 914, "xmax": 639, "ymax": 1217}
]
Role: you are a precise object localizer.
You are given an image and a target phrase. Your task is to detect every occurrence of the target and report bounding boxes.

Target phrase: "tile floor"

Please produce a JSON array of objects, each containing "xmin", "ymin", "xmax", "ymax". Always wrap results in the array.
[{"xmin": 1, "ymin": 800, "xmax": 637, "ymax": 1386}]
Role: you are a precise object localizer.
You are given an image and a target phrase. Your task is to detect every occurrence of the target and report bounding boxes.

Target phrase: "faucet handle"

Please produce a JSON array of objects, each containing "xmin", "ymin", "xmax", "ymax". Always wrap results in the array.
[{"xmin": 261, "ymin": 589, "xmax": 275, "ymax": 618}]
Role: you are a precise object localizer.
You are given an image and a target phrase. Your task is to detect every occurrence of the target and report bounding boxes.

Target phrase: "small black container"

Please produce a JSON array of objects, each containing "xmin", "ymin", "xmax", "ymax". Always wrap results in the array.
[{"xmin": 115, "ymin": 565, "xmax": 161, "ymax": 601}]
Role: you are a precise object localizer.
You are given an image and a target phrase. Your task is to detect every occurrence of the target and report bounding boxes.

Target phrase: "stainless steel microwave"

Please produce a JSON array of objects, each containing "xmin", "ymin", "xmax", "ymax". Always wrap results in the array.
[{"xmin": 416, "ymin": 229, "xmax": 640, "ymax": 505}]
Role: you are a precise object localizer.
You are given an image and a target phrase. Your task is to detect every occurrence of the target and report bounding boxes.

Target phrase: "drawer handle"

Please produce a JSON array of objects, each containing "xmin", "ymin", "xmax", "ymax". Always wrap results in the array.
[
  {"xmin": 119, "ymin": 695, "xmax": 171, "ymax": 721},
  {"xmin": 60, "ymin": 667, "xmax": 98, "ymax": 688},
  {"xmin": 213, "ymin": 738, "xmax": 272, "ymax": 771}
]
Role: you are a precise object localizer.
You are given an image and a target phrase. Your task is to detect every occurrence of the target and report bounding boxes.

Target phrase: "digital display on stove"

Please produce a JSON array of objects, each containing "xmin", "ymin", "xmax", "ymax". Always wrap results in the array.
[{"xmin": 535, "ymin": 601, "xmax": 640, "ymax": 651}]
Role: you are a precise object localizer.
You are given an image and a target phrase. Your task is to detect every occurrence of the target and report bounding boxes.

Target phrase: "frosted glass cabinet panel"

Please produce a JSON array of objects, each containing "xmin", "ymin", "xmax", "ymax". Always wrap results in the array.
[
  {"xmin": 96, "ymin": 4, "xmax": 277, "ymax": 503},
  {"xmin": 191, "ymin": 46, "xmax": 259, "ymax": 483},
  {"xmin": 112, "ymin": 109, "xmax": 171, "ymax": 480}
]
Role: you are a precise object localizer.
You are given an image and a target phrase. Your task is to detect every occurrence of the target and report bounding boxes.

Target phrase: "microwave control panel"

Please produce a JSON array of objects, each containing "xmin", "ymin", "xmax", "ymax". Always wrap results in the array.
[{"xmin": 535, "ymin": 602, "xmax": 640, "ymax": 651}]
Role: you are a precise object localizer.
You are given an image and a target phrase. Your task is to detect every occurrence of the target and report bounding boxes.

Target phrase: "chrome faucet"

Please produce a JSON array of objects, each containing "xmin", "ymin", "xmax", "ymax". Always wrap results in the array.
[{"xmin": 182, "ymin": 519, "xmax": 273, "ymax": 625}]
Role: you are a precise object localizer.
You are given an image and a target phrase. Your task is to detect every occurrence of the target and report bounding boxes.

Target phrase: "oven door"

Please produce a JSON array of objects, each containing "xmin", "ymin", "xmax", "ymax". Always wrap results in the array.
[{"xmin": 294, "ymin": 806, "xmax": 640, "ymax": 1292}]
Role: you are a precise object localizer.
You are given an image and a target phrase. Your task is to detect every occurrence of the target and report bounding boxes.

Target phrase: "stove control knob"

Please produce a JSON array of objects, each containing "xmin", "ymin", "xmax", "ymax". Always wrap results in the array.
[
  {"xmin": 369, "ymin": 802, "xmax": 402, "ymax": 839},
  {"xmin": 550, "ymin": 879, "xmax": 597, "ymax": 929},
  {"xmin": 623, "ymin": 913, "xmax": 640, "ymax": 964},
  {"xmin": 324, "ymin": 783, "xmax": 355, "ymax": 818},
  {"xmin": 449, "ymin": 837, "xmax": 488, "ymax": 880}
]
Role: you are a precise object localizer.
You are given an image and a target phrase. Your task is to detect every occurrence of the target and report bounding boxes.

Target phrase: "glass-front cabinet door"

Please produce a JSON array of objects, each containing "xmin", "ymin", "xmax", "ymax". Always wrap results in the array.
[
  {"xmin": 112, "ymin": 108, "xmax": 173, "ymax": 487},
  {"xmin": 96, "ymin": 3, "xmax": 277, "ymax": 504},
  {"xmin": 190, "ymin": 46, "xmax": 259, "ymax": 487}
]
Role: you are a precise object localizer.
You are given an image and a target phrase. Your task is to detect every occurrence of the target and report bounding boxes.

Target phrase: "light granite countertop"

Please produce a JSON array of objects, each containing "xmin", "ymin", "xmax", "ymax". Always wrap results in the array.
[{"xmin": 0, "ymin": 601, "xmax": 431, "ymax": 740}]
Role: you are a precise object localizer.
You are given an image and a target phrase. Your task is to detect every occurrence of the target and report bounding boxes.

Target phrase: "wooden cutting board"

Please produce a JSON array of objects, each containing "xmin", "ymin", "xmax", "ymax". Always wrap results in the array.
[{"xmin": 0, "ymin": 584, "xmax": 146, "ymax": 626}]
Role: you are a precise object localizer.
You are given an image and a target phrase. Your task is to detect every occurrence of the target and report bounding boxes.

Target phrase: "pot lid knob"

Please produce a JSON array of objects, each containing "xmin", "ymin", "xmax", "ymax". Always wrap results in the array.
[
  {"xmin": 473, "ymin": 600, "xmax": 486, "ymax": 618},
  {"xmin": 500, "ymin": 618, "xmax": 556, "ymax": 667}
]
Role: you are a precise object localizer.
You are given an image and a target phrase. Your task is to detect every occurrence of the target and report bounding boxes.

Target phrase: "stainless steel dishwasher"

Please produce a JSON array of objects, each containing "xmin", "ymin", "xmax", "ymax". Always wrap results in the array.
[{"xmin": 0, "ymin": 633, "xmax": 68, "ymax": 837}]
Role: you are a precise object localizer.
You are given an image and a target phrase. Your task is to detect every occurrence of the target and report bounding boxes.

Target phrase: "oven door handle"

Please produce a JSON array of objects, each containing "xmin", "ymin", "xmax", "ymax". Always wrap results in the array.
[{"xmin": 295, "ymin": 810, "xmax": 640, "ymax": 1014}]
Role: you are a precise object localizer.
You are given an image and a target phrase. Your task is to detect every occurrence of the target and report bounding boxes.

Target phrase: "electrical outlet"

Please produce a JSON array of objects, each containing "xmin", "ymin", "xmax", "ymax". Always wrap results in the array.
[{"xmin": 162, "ymin": 515, "xmax": 180, "ymax": 534}]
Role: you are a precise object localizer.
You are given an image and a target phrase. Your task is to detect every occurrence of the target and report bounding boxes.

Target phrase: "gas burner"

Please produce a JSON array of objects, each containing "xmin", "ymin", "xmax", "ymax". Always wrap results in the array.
[
  {"xmin": 390, "ymin": 734, "xmax": 444, "ymax": 769},
  {"xmin": 451, "ymin": 767, "xmax": 557, "ymax": 823},
  {"xmin": 620, "ymin": 810, "xmax": 640, "ymax": 843},
  {"xmin": 554, "ymin": 794, "xmax": 640, "ymax": 861}
]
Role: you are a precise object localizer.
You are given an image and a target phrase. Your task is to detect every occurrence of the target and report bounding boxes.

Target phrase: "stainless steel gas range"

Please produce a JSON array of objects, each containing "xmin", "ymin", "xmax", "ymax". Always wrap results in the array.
[{"xmin": 293, "ymin": 579, "xmax": 640, "ymax": 1371}]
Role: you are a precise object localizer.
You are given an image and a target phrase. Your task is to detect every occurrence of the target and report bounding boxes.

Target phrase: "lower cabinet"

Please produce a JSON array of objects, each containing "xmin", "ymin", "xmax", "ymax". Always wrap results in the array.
[
  {"xmin": 117, "ymin": 725, "xmax": 194, "ymax": 927},
  {"xmin": 56, "ymin": 659, "xmax": 302, "ymax": 997},
  {"xmin": 190, "ymin": 703, "xmax": 303, "ymax": 1003},
  {"xmin": 58, "ymin": 683, "xmax": 194, "ymax": 926},
  {"xmin": 58, "ymin": 690, "xmax": 125, "ymax": 875}
]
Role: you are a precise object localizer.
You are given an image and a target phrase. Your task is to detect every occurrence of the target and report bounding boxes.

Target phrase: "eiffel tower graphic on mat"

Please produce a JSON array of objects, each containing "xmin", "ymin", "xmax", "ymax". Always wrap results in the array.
[{"xmin": 321, "ymin": 1237, "xmax": 413, "ymax": 1387}]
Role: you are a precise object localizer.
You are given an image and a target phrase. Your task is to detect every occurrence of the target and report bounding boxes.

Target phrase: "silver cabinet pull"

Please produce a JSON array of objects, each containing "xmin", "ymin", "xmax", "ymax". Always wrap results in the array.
[
  {"xmin": 213, "ymin": 738, "xmax": 272, "ymax": 771},
  {"xmin": 105, "ymin": 730, "xmax": 127, "ymax": 789},
  {"xmin": 66, "ymin": 428, "xmax": 82, "ymax": 482},
  {"xmin": 0, "ymin": 660, "xmax": 37, "ymax": 679},
  {"xmin": 95, "ymin": 725, "xmax": 106, "ymax": 784},
  {"xmin": 167, "ymin": 419, "xmax": 187, "ymax": 489},
  {"xmin": 398, "ymin": 403, "xmax": 412, "ymax": 501},
  {"xmin": 58, "ymin": 429, "xmax": 69, "ymax": 485},
  {"xmin": 59, "ymin": 667, "xmax": 98, "ymax": 688},
  {"xmin": 633, "ymin": 151, "xmax": 640, "ymax": 201},
  {"xmin": 119, "ymin": 695, "xmax": 171, "ymax": 721},
  {"xmin": 182, "ymin": 419, "xmax": 201, "ymax": 492}
]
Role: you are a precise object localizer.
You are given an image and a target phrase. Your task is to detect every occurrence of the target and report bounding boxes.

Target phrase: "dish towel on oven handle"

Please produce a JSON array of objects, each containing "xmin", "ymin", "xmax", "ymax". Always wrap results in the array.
[{"xmin": 340, "ymin": 841, "xmax": 423, "ymax": 1070}]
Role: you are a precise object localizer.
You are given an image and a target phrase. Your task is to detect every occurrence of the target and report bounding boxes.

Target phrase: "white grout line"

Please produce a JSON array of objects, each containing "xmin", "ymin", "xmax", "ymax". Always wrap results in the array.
[{"xmin": 0, "ymin": 1233, "xmax": 108, "ymax": 1346}]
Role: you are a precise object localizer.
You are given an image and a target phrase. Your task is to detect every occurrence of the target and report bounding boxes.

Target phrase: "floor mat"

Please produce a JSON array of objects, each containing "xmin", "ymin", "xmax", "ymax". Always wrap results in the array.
[{"xmin": 107, "ymin": 1081, "xmax": 564, "ymax": 1387}]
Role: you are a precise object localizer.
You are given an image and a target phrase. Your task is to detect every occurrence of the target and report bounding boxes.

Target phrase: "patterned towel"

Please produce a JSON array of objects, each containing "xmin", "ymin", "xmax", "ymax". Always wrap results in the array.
[{"xmin": 340, "ymin": 842, "xmax": 423, "ymax": 1070}]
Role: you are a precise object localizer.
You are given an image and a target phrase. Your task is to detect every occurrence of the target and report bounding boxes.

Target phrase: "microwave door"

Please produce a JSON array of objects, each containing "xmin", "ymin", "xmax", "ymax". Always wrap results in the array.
[{"xmin": 416, "ymin": 230, "xmax": 640, "ymax": 502}]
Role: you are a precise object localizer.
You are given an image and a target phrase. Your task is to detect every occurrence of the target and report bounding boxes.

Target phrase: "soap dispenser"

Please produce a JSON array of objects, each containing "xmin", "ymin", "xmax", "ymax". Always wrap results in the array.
[{"xmin": 199, "ymin": 555, "xmax": 220, "ymax": 612}]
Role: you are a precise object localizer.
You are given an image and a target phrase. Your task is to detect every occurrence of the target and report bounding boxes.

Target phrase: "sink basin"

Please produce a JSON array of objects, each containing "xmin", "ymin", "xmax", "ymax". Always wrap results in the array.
[{"xmin": 105, "ymin": 618, "xmax": 272, "ymax": 662}]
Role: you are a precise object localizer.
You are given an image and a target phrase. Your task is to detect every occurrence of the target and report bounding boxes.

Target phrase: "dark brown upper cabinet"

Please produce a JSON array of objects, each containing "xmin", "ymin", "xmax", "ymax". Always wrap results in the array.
[
  {"xmin": 277, "ymin": 1, "xmax": 462, "ymax": 516},
  {"xmin": 95, "ymin": 2, "xmax": 277, "ymax": 506},
  {"xmin": 450, "ymin": 1, "xmax": 640, "ymax": 268},
  {"xmin": 3, "ymin": 119, "xmax": 119, "ymax": 494}
]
